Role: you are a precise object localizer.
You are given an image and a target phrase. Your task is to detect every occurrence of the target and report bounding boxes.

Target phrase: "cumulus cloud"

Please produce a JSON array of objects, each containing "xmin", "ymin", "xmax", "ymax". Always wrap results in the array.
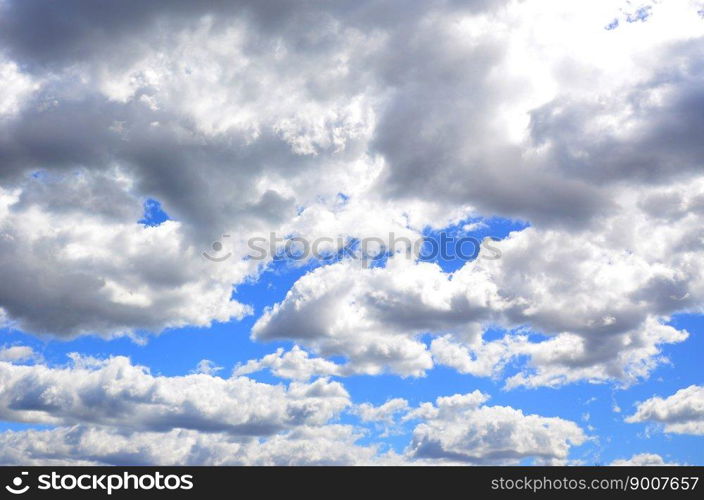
[
  {"xmin": 0, "ymin": 0, "xmax": 703, "ymax": 465},
  {"xmin": 192, "ymin": 359, "xmax": 223, "ymax": 376},
  {"xmin": 0, "ymin": 356, "xmax": 591, "ymax": 465},
  {"xmin": 0, "ymin": 424, "xmax": 390, "ymax": 466},
  {"xmin": 253, "ymin": 179, "xmax": 701, "ymax": 385},
  {"xmin": 233, "ymin": 346, "xmax": 345, "ymax": 381},
  {"xmin": 372, "ymin": 0, "xmax": 704, "ymax": 225},
  {"xmin": 0, "ymin": 60, "xmax": 39, "ymax": 117},
  {"xmin": 354, "ymin": 398, "xmax": 410, "ymax": 424},
  {"xmin": 0, "ymin": 345, "xmax": 37, "ymax": 362},
  {"xmin": 0, "ymin": 0, "xmax": 703, "ymax": 349},
  {"xmin": 0, "ymin": 353, "xmax": 391, "ymax": 465},
  {"xmin": 0, "ymin": 181, "xmax": 251, "ymax": 337},
  {"xmin": 611, "ymin": 453, "xmax": 682, "ymax": 466},
  {"xmin": 0, "ymin": 356, "xmax": 350, "ymax": 434},
  {"xmin": 252, "ymin": 259, "xmax": 453, "ymax": 377},
  {"xmin": 404, "ymin": 391, "xmax": 587, "ymax": 464},
  {"xmin": 626, "ymin": 385, "xmax": 704, "ymax": 435}
]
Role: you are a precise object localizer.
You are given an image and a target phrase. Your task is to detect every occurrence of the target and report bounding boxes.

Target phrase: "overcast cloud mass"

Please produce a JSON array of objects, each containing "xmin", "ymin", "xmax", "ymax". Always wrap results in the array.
[{"xmin": 0, "ymin": 0, "xmax": 703, "ymax": 465}]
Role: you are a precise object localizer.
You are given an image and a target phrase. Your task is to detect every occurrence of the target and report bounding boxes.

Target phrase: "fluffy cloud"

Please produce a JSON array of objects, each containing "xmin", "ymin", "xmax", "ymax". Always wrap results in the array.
[
  {"xmin": 354, "ymin": 398, "xmax": 410, "ymax": 424},
  {"xmin": 0, "ymin": 60, "xmax": 39, "ymax": 117},
  {"xmin": 626, "ymin": 385, "xmax": 704, "ymax": 435},
  {"xmin": 233, "ymin": 346, "xmax": 345, "ymax": 381},
  {"xmin": 1, "ymin": 0, "xmax": 704, "ymax": 346},
  {"xmin": 372, "ymin": 0, "xmax": 704, "ymax": 226},
  {"xmin": 253, "ymin": 258, "xmax": 456, "ymax": 377},
  {"xmin": 0, "ymin": 356, "xmax": 350, "ymax": 433},
  {"xmin": 0, "ymin": 353, "xmax": 385, "ymax": 465},
  {"xmin": 253, "ymin": 177, "xmax": 701, "ymax": 385},
  {"xmin": 404, "ymin": 391, "xmax": 587, "ymax": 464},
  {"xmin": 192, "ymin": 359, "xmax": 224, "ymax": 376},
  {"xmin": 0, "ymin": 0, "xmax": 703, "ymax": 465},
  {"xmin": 0, "ymin": 345, "xmax": 37, "ymax": 362},
  {"xmin": 611, "ymin": 453, "xmax": 682, "ymax": 466},
  {"xmin": 0, "ymin": 0, "xmax": 420, "ymax": 337},
  {"xmin": 0, "ymin": 356, "xmax": 590, "ymax": 465},
  {"xmin": 0, "ymin": 425, "xmax": 389, "ymax": 466},
  {"xmin": 0, "ymin": 180, "xmax": 251, "ymax": 337}
]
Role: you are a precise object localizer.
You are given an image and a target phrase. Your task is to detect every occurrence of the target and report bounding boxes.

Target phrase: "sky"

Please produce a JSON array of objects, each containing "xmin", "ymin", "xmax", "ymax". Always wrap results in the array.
[{"xmin": 0, "ymin": 0, "xmax": 703, "ymax": 465}]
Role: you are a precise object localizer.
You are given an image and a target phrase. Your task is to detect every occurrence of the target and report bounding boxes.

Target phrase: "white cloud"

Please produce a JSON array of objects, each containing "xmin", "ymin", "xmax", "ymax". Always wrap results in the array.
[
  {"xmin": 0, "ymin": 60, "xmax": 39, "ymax": 117},
  {"xmin": 611, "ymin": 453, "xmax": 682, "ymax": 466},
  {"xmin": 626, "ymin": 385, "xmax": 704, "ymax": 435},
  {"xmin": 253, "ymin": 179, "xmax": 701, "ymax": 385},
  {"xmin": 0, "ymin": 356, "xmax": 350, "ymax": 434},
  {"xmin": 404, "ymin": 391, "xmax": 587, "ymax": 464},
  {"xmin": 0, "ymin": 376, "xmax": 589, "ymax": 465},
  {"xmin": 354, "ymin": 398, "xmax": 410, "ymax": 424},
  {"xmin": 0, "ymin": 355, "xmax": 592, "ymax": 465},
  {"xmin": 0, "ymin": 424, "xmax": 391, "ymax": 466},
  {"xmin": 0, "ymin": 179, "xmax": 251, "ymax": 337},
  {"xmin": 192, "ymin": 359, "xmax": 223, "ymax": 376},
  {"xmin": 0, "ymin": 345, "xmax": 37, "ymax": 362},
  {"xmin": 233, "ymin": 346, "xmax": 345, "ymax": 381},
  {"xmin": 0, "ymin": 0, "xmax": 703, "ymax": 464}
]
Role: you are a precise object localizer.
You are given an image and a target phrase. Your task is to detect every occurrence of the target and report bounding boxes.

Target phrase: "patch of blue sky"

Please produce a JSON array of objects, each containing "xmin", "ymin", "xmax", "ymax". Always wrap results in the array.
[
  {"xmin": 605, "ymin": 19, "xmax": 620, "ymax": 30},
  {"xmin": 138, "ymin": 198, "xmax": 170, "ymax": 226},
  {"xmin": 0, "ymin": 422, "xmax": 54, "ymax": 433},
  {"xmin": 626, "ymin": 6, "xmax": 652, "ymax": 23},
  {"xmin": 417, "ymin": 216, "xmax": 528, "ymax": 272}
]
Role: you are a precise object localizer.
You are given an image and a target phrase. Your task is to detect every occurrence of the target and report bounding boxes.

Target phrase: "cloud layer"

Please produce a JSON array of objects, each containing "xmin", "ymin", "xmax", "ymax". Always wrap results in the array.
[
  {"xmin": 0, "ymin": 0, "xmax": 703, "ymax": 464},
  {"xmin": 0, "ymin": 355, "xmax": 587, "ymax": 465}
]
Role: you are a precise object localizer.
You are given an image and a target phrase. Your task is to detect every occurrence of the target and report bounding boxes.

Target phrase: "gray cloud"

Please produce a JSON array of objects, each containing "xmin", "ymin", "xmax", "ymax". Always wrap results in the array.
[
  {"xmin": 0, "ymin": 0, "xmax": 505, "ymax": 69},
  {"xmin": 530, "ymin": 41, "xmax": 704, "ymax": 185}
]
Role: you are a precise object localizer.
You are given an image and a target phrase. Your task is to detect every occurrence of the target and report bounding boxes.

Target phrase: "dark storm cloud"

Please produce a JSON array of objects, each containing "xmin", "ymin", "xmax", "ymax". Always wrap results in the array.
[{"xmin": 0, "ymin": 0, "xmax": 504, "ymax": 68}]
